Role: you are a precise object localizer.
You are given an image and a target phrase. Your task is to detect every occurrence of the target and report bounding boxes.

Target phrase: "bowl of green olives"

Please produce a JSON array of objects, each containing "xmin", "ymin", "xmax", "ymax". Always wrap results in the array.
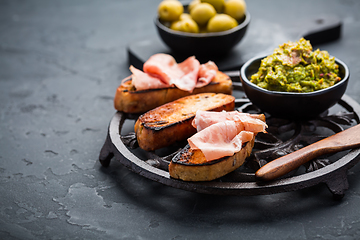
[{"xmin": 155, "ymin": 0, "xmax": 250, "ymax": 57}]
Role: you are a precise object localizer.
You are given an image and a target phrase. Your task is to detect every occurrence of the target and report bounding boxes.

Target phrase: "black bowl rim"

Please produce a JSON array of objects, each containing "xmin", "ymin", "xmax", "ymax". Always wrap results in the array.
[
  {"xmin": 240, "ymin": 55, "xmax": 350, "ymax": 97},
  {"xmin": 155, "ymin": 11, "xmax": 251, "ymax": 38}
]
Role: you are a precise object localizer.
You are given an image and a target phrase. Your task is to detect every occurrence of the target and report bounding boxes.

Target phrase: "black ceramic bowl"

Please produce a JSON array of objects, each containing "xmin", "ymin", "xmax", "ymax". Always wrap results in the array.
[
  {"xmin": 155, "ymin": 10, "xmax": 250, "ymax": 57},
  {"xmin": 240, "ymin": 56, "xmax": 350, "ymax": 119}
]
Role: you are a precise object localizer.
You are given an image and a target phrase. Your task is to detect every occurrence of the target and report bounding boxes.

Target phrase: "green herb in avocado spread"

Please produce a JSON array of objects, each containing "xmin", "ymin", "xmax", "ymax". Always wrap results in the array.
[{"xmin": 250, "ymin": 38, "xmax": 341, "ymax": 93}]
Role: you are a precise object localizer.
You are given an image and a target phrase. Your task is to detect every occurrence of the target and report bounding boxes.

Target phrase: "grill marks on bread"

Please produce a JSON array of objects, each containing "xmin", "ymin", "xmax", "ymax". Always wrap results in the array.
[{"xmin": 134, "ymin": 93, "xmax": 235, "ymax": 151}]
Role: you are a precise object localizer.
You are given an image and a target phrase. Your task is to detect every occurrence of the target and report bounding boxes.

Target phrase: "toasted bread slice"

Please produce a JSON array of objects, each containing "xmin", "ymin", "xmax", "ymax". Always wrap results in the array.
[
  {"xmin": 169, "ymin": 139, "xmax": 255, "ymax": 182},
  {"xmin": 168, "ymin": 114, "xmax": 266, "ymax": 181},
  {"xmin": 134, "ymin": 93, "xmax": 235, "ymax": 151},
  {"xmin": 114, "ymin": 71, "xmax": 232, "ymax": 114}
]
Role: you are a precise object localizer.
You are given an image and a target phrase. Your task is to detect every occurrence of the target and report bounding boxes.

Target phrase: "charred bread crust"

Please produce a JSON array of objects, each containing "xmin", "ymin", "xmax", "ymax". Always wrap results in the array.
[
  {"xmin": 134, "ymin": 93, "xmax": 235, "ymax": 151},
  {"xmin": 168, "ymin": 137, "xmax": 255, "ymax": 182},
  {"xmin": 114, "ymin": 71, "xmax": 232, "ymax": 114}
]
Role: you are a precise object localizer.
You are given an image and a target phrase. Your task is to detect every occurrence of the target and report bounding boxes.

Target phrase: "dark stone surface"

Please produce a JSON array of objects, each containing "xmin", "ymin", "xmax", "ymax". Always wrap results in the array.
[{"xmin": 1, "ymin": 0, "xmax": 360, "ymax": 239}]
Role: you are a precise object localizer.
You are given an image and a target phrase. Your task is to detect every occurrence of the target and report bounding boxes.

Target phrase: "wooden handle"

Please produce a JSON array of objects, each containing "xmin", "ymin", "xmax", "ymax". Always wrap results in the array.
[{"xmin": 255, "ymin": 124, "xmax": 360, "ymax": 181}]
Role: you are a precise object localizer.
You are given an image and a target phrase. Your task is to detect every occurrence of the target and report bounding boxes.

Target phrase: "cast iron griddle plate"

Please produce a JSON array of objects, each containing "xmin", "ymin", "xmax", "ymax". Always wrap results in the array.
[{"xmin": 99, "ymin": 74, "xmax": 360, "ymax": 199}]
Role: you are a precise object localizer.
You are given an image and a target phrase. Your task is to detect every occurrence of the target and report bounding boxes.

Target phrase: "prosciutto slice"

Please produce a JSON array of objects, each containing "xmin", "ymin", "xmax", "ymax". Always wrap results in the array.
[
  {"xmin": 188, "ymin": 121, "xmax": 254, "ymax": 161},
  {"xmin": 121, "ymin": 54, "xmax": 218, "ymax": 92},
  {"xmin": 196, "ymin": 61, "xmax": 218, "ymax": 88},
  {"xmin": 129, "ymin": 66, "xmax": 170, "ymax": 91},
  {"xmin": 143, "ymin": 54, "xmax": 183, "ymax": 85},
  {"xmin": 192, "ymin": 110, "xmax": 267, "ymax": 133},
  {"xmin": 143, "ymin": 54, "xmax": 200, "ymax": 92},
  {"xmin": 189, "ymin": 111, "xmax": 267, "ymax": 162},
  {"xmin": 171, "ymin": 56, "xmax": 201, "ymax": 92}
]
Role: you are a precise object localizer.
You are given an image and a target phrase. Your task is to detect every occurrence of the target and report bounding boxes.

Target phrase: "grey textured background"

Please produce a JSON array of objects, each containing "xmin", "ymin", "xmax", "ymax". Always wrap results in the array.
[{"xmin": 1, "ymin": 0, "xmax": 360, "ymax": 239}]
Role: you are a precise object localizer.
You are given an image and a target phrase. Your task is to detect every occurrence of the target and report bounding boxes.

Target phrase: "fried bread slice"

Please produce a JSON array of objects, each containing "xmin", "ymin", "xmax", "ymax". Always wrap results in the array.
[
  {"xmin": 169, "ymin": 139, "xmax": 254, "ymax": 182},
  {"xmin": 134, "ymin": 93, "xmax": 235, "ymax": 151},
  {"xmin": 168, "ymin": 114, "xmax": 266, "ymax": 181},
  {"xmin": 115, "ymin": 71, "xmax": 232, "ymax": 114}
]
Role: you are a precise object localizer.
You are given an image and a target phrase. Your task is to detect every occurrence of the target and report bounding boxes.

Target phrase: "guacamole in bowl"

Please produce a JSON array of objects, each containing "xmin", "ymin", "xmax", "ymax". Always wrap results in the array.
[
  {"xmin": 240, "ymin": 39, "xmax": 349, "ymax": 119},
  {"xmin": 250, "ymin": 38, "xmax": 341, "ymax": 93}
]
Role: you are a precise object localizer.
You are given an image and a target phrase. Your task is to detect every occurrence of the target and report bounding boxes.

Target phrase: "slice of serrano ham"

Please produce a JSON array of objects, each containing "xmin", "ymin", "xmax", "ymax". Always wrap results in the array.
[
  {"xmin": 170, "ymin": 56, "xmax": 200, "ymax": 92},
  {"xmin": 143, "ymin": 54, "xmax": 201, "ymax": 92},
  {"xmin": 143, "ymin": 54, "xmax": 184, "ymax": 85},
  {"xmin": 129, "ymin": 66, "xmax": 170, "ymax": 91},
  {"xmin": 123, "ymin": 54, "xmax": 218, "ymax": 93},
  {"xmin": 189, "ymin": 111, "xmax": 267, "ymax": 162},
  {"xmin": 188, "ymin": 121, "xmax": 254, "ymax": 161},
  {"xmin": 192, "ymin": 110, "xmax": 267, "ymax": 133},
  {"xmin": 196, "ymin": 61, "xmax": 218, "ymax": 88}
]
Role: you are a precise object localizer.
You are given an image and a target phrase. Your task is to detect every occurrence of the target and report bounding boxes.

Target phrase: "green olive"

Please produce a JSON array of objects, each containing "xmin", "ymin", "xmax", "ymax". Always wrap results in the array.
[
  {"xmin": 207, "ymin": 14, "xmax": 238, "ymax": 32},
  {"xmin": 190, "ymin": 3, "xmax": 216, "ymax": 26},
  {"xmin": 170, "ymin": 20, "xmax": 182, "ymax": 31},
  {"xmin": 201, "ymin": 0, "xmax": 225, "ymax": 13},
  {"xmin": 188, "ymin": 0, "xmax": 201, "ymax": 13},
  {"xmin": 179, "ymin": 13, "xmax": 191, "ymax": 20},
  {"xmin": 158, "ymin": 0, "xmax": 184, "ymax": 22},
  {"xmin": 170, "ymin": 18, "xmax": 199, "ymax": 33},
  {"xmin": 224, "ymin": 0, "xmax": 246, "ymax": 21}
]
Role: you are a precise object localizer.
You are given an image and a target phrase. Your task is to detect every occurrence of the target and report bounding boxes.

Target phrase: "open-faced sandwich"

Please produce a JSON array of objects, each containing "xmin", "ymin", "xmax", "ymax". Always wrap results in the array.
[
  {"xmin": 134, "ymin": 93, "xmax": 235, "ymax": 151},
  {"xmin": 115, "ymin": 53, "xmax": 233, "ymax": 113},
  {"xmin": 169, "ymin": 110, "xmax": 267, "ymax": 181}
]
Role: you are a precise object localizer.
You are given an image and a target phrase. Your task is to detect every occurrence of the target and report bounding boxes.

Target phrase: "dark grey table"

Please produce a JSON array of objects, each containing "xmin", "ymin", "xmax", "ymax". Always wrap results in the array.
[{"xmin": 1, "ymin": 0, "xmax": 360, "ymax": 239}]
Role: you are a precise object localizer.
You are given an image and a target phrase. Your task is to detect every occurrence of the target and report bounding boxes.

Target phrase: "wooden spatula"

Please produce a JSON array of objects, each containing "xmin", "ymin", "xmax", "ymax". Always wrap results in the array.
[{"xmin": 255, "ymin": 124, "xmax": 360, "ymax": 181}]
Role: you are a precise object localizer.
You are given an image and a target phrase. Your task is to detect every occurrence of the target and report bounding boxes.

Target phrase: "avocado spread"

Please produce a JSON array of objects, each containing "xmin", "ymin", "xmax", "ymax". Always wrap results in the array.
[{"xmin": 250, "ymin": 38, "xmax": 341, "ymax": 93}]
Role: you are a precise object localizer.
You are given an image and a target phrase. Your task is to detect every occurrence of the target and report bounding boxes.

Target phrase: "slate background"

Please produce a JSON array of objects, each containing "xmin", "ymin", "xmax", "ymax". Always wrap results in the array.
[{"xmin": 1, "ymin": 0, "xmax": 360, "ymax": 239}]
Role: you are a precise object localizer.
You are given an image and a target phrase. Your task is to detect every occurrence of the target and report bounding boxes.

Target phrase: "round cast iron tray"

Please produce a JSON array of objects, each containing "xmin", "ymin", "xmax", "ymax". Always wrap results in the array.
[{"xmin": 99, "ymin": 74, "xmax": 360, "ymax": 198}]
